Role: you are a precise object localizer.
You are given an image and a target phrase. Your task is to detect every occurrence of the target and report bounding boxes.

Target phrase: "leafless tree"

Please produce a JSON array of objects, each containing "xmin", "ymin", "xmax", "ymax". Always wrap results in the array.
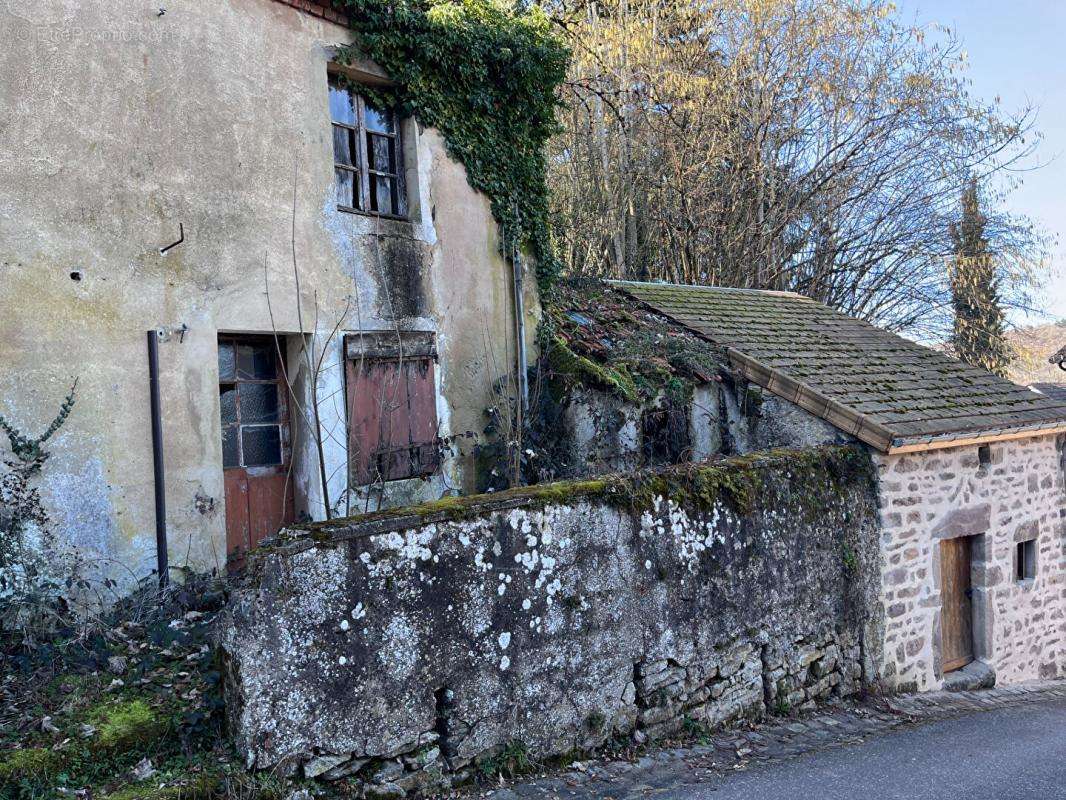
[{"xmin": 546, "ymin": 0, "xmax": 1050, "ymax": 338}]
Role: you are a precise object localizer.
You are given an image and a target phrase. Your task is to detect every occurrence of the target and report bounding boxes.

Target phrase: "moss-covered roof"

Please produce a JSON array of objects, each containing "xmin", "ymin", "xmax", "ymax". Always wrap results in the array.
[
  {"xmin": 612, "ymin": 281, "xmax": 1066, "ymax": 452},
  {"xmin": 549, "ymin": 280, "xmax": 725, "ymax": 403},
  {"xmin": 1032, "ymin": 383, "xmax": 1066, "ymax": 404}
]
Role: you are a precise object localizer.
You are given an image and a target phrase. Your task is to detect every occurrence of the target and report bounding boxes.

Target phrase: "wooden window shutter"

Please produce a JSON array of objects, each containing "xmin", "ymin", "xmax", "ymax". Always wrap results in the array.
[{"xmin": 347, "ymin": 354, "xmax": 439, "ymax": 485}]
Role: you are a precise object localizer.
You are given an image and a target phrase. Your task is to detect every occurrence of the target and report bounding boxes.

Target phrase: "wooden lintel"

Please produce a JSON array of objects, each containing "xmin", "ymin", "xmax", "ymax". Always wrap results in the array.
[{"xmin": 885, "ymin": 425, "xmax": 1066, "ymax": 454}]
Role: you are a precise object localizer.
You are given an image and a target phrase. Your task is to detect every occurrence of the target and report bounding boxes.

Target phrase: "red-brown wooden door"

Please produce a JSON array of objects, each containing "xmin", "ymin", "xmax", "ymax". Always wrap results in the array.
[
  {"xmin": 940, "ymin": 537, "xmax": 974, "ymax": 673},
  {"xmin": 218, "ymin": 336, "xmax": 294, "ymax": 566}
]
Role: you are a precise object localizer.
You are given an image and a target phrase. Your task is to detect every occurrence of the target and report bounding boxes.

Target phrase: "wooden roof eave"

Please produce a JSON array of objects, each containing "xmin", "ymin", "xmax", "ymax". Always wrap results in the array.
[
  {"xmin": 726, "ymin": 348, "xmax": 895, "ymax": 452},
  {"xmin": 728, "ymin": 348, "xmax": 1066, "ymax": 454},
  {"xmin": 885, "ymin": 423, "xmax": 1066, "ymax": 454}
]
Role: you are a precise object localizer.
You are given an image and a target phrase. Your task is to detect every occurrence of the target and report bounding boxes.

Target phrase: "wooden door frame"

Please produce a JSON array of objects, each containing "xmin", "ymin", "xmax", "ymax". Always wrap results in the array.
[
  {"xmin": 219, "ymin": 334, "xmax": 296, "ymax": 565},
  {"xmin": 936, "ymin": 531, "xmax": 992, "ymax": 677}
]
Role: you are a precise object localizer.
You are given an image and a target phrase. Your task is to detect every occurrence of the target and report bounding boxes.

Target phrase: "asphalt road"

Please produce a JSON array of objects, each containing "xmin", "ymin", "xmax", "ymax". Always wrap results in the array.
[{"xmin": 662, "ymin": 696, "xmax": 1066, "ymax": 800}]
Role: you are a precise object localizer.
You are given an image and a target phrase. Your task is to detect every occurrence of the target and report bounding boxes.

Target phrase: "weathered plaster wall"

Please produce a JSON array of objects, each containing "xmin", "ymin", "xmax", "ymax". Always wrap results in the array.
[
  {"xmin": 744, "ymin": 392, "xmax": 846, "ymax": 452},
  {"xmin": 561, "ymin": 386, "xmax": 643, "ymax": 476},
  {"xmin": 0, "ymin": 0, "xmax": 534, "ymax": 589},
  {"xmin": 220, "ymin": 447, "xmax": 882, "ymax": 788},
  {"xmin": 555, "ymin": 377, "xmax": 845, "ymax": 480},
  {"xmin": 876, "ymin": 435, "xmax": 1066, "ymax": 691}
]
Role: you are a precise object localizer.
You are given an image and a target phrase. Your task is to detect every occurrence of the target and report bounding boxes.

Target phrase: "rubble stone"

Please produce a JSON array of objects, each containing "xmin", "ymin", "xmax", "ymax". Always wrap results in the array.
[{"xmin": 220, "ymin": 448, "xmax": 883, "ymax": 792}]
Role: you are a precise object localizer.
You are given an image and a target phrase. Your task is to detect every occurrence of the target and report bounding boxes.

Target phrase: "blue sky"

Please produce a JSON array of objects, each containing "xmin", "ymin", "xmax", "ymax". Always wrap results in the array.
[{"xmin": 896, "ymin": 0, "xmax": 1066, "ymax": 324}]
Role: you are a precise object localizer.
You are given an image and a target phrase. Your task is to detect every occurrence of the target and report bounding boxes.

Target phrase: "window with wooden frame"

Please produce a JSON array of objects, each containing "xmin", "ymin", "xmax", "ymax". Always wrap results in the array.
[
  {"xmin": 218, "ymin": 336, "xmax": 290, "ymax": 470},
  {"xmin": 1016, "ymin": 538, "xmax": 1037, "ymax": 582},
  {"xmin": 345, "ymin": 332, "xmax": 440, "ymax": 485},
  {"xmin": 329, "ymin": 75, "xmax": 407, "ymax": 218}
]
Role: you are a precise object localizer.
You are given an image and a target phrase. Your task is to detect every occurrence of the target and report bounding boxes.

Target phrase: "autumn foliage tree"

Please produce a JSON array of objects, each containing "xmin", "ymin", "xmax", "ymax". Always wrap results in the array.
[{"xmin": 544, "ymin": 0, "xmax": 1048, "ymax": 337}]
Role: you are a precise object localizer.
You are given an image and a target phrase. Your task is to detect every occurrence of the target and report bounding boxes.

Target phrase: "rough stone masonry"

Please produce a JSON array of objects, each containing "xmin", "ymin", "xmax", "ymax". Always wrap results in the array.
[
  {"xmin": 220, "ymin": 447, "xmax": 883, "ymax": 792},
  {"xmin": 876, "ymin": 434, "xmax": 1066, "ymax": 691}
]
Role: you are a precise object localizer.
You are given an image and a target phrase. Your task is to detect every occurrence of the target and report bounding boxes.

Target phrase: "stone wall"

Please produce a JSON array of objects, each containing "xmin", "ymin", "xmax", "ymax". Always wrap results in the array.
[
  {"xmin": 876, "ymin": 434, "xmax": 1066, "ymax": 691},
  {"xmin": 554, "ymin": 377, "xmax": 848, "ymax": 482},
  {"xmin": 220, "ymin": 446, "xmax": 882, "ymax": 790}
]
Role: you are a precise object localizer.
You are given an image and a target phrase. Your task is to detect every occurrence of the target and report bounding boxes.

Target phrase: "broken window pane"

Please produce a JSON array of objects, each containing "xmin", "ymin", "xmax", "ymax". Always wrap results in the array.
[
  {"xmin": 371, "ymin": 175, "xmax": 394, "ymax": 215},
  {"xmin": 242, "ymin": 426, "xmax": 282, "ymax": 467},
  {"xmin": 220, "ymin": 385, "xmax": 237, "ymax": 425},
  {"xmin": 364, "ymin": 102, "xmax": 395, "ymax": 133},
  {"xmin": 218, "ymin": 342, "xmax": 236, "ymax": 381},
  {"xmin": 329, "ymin": 83, "xmax": 355, "ymax": 125},
  {"xmin": 239, "ymin": 383, "xmax": 279, "ymax": 424},
  {"xmin": 336, "ymin": 168, "xmax": 356, "ymax": 208},
  {"xmin": 368, "ymin": 133, "xmax": 392, "ymax": 173},
  {"xmin": 221, "ymin": 425, "xmax": 240, "ymax": 468},
  {"xmin": 333, "ymin": 125, "xmax": 354, "ymax": 167},
  {"xmin": 237, "ymin": 343, "xmax": 276, "ymax": 380}
]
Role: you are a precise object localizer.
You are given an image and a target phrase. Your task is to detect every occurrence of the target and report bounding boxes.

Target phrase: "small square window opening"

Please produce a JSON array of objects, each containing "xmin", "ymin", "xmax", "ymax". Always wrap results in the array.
[
  {"xmin": 1016, "ymin": 539, "xmax": 1037, "ymax": 582},
  {"xmin": 977, "ymin": 444, "xmax": 991, "ymax": 467}
]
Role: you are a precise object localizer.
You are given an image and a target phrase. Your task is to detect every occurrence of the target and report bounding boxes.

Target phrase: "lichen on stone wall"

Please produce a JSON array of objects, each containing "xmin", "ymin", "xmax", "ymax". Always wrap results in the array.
[{"xmin": 220, "ymin": 444, "xmax": 882, "ymax": 791}]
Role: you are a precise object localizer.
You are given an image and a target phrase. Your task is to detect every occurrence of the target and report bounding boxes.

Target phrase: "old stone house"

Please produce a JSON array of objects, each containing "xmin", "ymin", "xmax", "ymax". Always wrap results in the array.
[
  {"xmin": 217, "ymin": 278, "xmax": 1066, "ymax": 787},
  {"xmin": 0, "ymin": 0, "xmax": 538, "ymax": 590},
  {"xmin": 561, "ymin": 280, "xmax": 1066, "ymax": 690}
]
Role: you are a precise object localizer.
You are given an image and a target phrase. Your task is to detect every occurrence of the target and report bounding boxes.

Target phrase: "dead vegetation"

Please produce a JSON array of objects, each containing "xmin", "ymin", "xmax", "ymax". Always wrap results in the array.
[{"xmin": 0, "ymin": 575, "xmax": 251, "ymax": 800}]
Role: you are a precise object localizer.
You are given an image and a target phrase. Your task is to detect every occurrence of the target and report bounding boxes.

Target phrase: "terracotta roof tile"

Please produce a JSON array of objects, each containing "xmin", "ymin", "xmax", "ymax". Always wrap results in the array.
[{"xmin": 269, "ymin": 0, "xmax": 349, "ymax": 25}]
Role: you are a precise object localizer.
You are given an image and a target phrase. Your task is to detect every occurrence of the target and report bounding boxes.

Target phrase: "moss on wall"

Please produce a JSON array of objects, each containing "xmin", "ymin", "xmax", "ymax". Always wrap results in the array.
[
  {"xmin": 281, "ymin": 444, "xmax": 875, "ymax": 546},
  {"xmin": 546, "ymin": 336, "xmax": 640, "ymax": 404}
]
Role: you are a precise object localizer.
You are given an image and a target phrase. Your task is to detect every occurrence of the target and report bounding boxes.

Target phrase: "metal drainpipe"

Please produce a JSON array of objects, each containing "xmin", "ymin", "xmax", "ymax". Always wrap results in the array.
[
  {"xmin": 146, "ymin": 330, "xmax": 169, "ymax": 587},
  {"xmin": 512, "ymin": 253, "xmax": 528, "ymax": 412}
]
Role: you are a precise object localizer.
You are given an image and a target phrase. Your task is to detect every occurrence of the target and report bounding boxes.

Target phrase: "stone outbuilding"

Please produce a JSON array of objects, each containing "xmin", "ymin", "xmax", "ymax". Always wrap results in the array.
[{"xmin": 601, "ymin": 280, "xmax": 1066, "ymax": 690}]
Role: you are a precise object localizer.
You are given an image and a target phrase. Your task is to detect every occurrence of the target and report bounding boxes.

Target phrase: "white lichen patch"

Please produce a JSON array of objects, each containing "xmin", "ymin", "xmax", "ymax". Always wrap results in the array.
[
  {"xmin": 642, "ymin": 497, "xmax": 730, "ymax": 572},
  {"xmin": 497, "ymin": 632, "xmax": 511, "ymax": 650},
  {"xmin": 358, "ymin": 526, "xmax": 440, "ymax": 579},
  {"xmin": 380, "ymin": 616, "xmax": 418, "ymax": 680}
]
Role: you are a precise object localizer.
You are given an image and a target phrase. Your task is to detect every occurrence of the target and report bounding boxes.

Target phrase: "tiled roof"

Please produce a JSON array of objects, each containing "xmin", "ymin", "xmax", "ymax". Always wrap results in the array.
[
  {"xmin": 612, "ymin": 281, "xmax": 1066, "ymax": 452},
  {"xmin": 553, "ymin": 280, "xmax": 722, "ymax": 389},
  {"xmin": 1031, "ymin": 383, "xmax": 1066, "ymax": 404}
]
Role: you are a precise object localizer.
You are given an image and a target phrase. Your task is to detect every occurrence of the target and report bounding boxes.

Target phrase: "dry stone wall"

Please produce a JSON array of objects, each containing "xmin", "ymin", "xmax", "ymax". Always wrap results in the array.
[
  {"xmin": 876, "ymin": 434, "xmax": 1066, "ymax": 691},
  {"xmin": 220, "ymin": 447, "xmax": 881, "ymax": 792}
]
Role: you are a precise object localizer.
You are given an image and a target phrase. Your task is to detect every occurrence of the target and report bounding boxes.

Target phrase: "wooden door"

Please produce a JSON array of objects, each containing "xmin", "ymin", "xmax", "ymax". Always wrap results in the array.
[
  {"xmin": 219, "ymin": 336, "xmax": 295, "ymax": 568},
  {"xmin": 940, "ymin": 537, "xmax": 974, "ymax": 673}
]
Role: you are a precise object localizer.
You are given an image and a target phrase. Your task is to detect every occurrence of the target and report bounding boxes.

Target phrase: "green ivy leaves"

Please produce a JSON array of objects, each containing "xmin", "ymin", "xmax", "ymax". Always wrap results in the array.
[{"xmin": 336, "ymin": 0, "xmax": 569, "ymax": 291}]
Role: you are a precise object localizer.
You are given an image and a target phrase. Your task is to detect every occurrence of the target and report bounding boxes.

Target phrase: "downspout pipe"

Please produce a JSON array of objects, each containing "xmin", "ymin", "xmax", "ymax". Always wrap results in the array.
[
  {"xmin": 512, "ymin": 253, "xmax": 529, "ymax": 413},
  {"xmin": 146, "ymin": 330, "xmax": 169, "ymax": 588}
]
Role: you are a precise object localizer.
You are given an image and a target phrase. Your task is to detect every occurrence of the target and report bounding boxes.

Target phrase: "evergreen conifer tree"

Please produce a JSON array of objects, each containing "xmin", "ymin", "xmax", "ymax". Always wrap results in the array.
[{"xmin": 949, "ymin": 178, "xmax": 1011, "ymax": 376}]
